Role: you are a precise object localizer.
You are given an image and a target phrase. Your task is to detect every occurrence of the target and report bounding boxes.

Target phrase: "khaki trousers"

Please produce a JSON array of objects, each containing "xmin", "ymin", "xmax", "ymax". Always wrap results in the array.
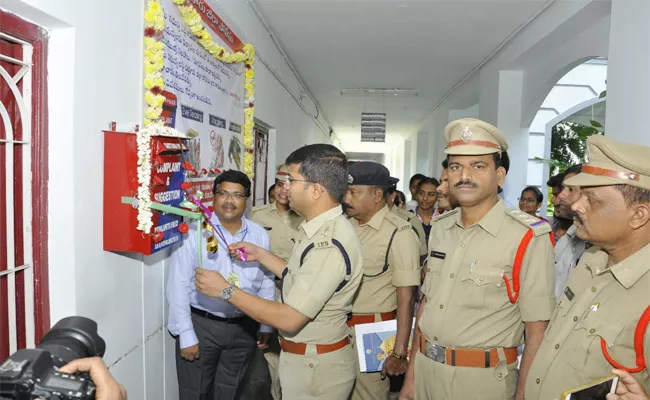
[
  {"xmin": 278, "ymin": 344, "xmax": 356, "ymax": 400},
  {"xmin": 263, "ymin": 338, "xmax": 282, "ymax": 400},
  {"xmin": 414, "ymin": 350, "xmax": 519, "ymax": 400}
]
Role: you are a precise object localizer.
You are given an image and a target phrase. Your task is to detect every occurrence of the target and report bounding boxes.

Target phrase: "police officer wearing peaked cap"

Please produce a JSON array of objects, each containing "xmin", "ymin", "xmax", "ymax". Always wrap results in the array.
[
  {"xmin": 400, "ymin": 118, "xmax": 556, "ymax": 400},
  {"xmin": 345, "ymin": 162, "xmax": 421, "ymax": 400},
  {"xmin": 526, "ymin": 135, "xmax": 650, "ymax": 400}
]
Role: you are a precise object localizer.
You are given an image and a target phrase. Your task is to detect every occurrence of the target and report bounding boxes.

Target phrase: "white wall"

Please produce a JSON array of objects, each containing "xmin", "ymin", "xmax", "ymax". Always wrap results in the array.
[
  {"xmin": 605, "ymin": 0, "xmax": 650, "ymax": 145},
  {"xmin": 339, "ymin": 137, "xmax": 406, "ymax": 192},
  {"xmin": 527, "ymin": 60, "xmax": 607, "ymax": 208},
  {"xmin": 413, "ymin": 75, "xmax": 480, "ymax": 183},
  {"xmin": 213, "ymin": 0, "xmax": 333, "ymax": 175},
  {"xmin": 0, "ymin": 0, "xmax": 332, "ymax": 399},
  {"xmin": 413, "ymin": 0, "xmax": 611, "ymax": 207}
]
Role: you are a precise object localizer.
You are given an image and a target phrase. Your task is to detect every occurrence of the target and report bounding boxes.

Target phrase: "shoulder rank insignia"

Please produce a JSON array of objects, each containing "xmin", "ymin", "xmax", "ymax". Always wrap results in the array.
[
  {"xmin": 431, "ymin": 208, "xmax": 459, "ymax": 225},
  {"xmin": 385, "ymin": 211, "xmax": 412, "ymax": 231},
  {"xmin": 505, "ymin": 209, "xmax": 552, "ymax": 237},
  {"xmin": 314, "ymin": 220, "xmax": 335, "ymax": 249}
]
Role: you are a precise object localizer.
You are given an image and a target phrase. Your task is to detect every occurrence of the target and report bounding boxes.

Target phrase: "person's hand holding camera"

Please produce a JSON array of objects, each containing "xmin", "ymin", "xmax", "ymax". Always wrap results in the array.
[{"xmin": 60, "ymin": 357, "xmax": 127, "ymax": 400}]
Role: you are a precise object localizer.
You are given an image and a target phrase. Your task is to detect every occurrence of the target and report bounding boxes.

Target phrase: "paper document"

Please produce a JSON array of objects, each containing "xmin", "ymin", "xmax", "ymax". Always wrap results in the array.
[{"xmin": 354, "ymin": 318, "xmax": 415, "ymax": 373}]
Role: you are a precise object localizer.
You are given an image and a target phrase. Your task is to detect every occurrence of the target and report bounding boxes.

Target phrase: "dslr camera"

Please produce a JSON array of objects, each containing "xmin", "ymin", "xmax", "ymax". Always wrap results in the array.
[{"xmin": 0, "ymin": 316, "xmax": 106, "ymax": 399}]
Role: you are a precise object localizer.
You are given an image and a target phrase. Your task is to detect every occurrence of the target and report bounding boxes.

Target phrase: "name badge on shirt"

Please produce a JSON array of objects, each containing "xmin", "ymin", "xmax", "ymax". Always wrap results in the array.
[
  {"xmin": 226, "ymin": 272, "xmax": 241, "ymax": 288},
  {"xmin": 430, "ymin": 251, "xmax": 446, "ymax": 260},
  {"xmin": 564, "ymin": 286, "xmax": 575, "ymax": 301}
]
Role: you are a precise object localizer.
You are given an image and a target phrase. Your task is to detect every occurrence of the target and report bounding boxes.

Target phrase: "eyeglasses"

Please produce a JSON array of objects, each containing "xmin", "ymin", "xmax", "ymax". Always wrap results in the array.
[
  {"xmin": 518, "ymin": 198, "xmax": 538, "ymax": 204},
  {"xmin": 283, "ymin": 176, "xmax": 314, "ymax": 185},
  {"xmin": 215, "ymin": 190, "xmax": 247, "ymax": 201}
]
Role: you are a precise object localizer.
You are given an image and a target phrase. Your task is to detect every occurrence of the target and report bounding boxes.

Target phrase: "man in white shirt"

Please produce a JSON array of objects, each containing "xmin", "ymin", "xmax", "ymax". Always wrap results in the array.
[{"xmin": 552, "ymin": 164, "xmax": 587, "ymax": 299}]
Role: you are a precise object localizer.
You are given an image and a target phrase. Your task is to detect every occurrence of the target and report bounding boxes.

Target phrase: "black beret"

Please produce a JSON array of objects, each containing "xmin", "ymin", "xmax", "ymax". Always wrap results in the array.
[{"xmin": 349, "ymin": 162, "xmax": 392, "ymax": 187}]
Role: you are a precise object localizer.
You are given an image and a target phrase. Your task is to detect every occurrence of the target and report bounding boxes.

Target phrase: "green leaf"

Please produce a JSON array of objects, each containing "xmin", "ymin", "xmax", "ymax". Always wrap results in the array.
[
  {"xmin": 589, "ymin": 120, "xmax": 603, "ymax": 128},
  {"xmin": 533, "ymin": 157, "xmax": 569, "ymax": 172}
]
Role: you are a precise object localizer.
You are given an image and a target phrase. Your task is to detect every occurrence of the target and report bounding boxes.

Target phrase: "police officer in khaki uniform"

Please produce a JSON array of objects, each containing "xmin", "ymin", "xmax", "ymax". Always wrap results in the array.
[
  {"xmin": 193, "ymin": 144, "xmax": 363, "ymax": 400},
  {"xmin": 344, "ymin": 162, "xmax": 421, "ymax": 400},
  {"xmin": 251, "ymin": 164, "xmax": 303, "ymax": 263},
  {"xmin": 386, "ymin": 178, "xmax": 428, "ymax": 260},
  {"xmin": 525, "ymin": 135, "xmax": 650, "ymax": 400},
  {"xmin": 400, "ymin": 118, "xmax": 556, "ymax": 400},
  {"xmin": 250, "ymin": 164, "xmax": 304, "ymax": 400}
]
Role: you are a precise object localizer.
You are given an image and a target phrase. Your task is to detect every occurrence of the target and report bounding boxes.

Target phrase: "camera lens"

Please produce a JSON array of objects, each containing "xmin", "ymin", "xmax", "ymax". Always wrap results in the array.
[{"xmin": 37, "ymin": 316, "xmax": 106, "ymax": 367}]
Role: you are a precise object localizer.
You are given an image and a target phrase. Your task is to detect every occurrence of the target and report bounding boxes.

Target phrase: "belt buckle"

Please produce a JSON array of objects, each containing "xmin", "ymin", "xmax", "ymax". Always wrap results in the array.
[{"xmin": 425, "ymin": 342, "xmax": 446, "ymax": 364}]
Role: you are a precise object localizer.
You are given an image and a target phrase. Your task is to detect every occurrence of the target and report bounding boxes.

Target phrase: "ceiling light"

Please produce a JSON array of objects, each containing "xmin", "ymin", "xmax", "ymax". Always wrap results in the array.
[{"xmin": 341, "ymin": 88, "xmax": 419, "ymax": 97}]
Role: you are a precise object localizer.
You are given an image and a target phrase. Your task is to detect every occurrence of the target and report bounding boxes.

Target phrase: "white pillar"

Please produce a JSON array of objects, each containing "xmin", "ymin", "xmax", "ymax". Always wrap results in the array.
[
  {"xmin": 480, "ymin": 70, "xmax": 528, "ymax": 207},
  {"xmin": 415, "ymin": 129, "xmax": 430, "ymax": 177},
  {"xmin": 605, "ymin": 0, "xmax": 650, "ymax": 145}
]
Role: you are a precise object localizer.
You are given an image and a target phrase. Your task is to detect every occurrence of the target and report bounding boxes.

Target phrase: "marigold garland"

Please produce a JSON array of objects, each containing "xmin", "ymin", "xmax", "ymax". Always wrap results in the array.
[
  {"xmin": 143, "ymin": 0, "xmax": 166, "ymax": 127},
  {"xmin": 139, "ymin": 0, "xmax": 257, "ymax": 233}
]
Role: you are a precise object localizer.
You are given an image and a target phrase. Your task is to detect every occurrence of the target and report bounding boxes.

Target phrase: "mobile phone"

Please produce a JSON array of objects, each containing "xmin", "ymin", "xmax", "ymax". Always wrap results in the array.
[{"xmin": 562, "ymin": 374, "xmax": 619, "ymax": 400}]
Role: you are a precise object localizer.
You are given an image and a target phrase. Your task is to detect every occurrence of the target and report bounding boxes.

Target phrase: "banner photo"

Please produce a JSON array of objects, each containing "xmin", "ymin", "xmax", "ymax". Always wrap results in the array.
[{"xmin": 160, "ymin": 0, "xmax": 246, "ymax": 201}]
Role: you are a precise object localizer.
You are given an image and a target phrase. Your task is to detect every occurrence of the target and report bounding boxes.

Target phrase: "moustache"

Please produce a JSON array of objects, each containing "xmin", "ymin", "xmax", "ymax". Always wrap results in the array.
[
  {"xmin": 571, "ymin": 211, "xmax": 583, "ymax": 225},
  {"xmin": 436, "ymin": 192, "xmax": 447, "ymax": 199},
  {"xmin": 342, "ymin": 203, "xmax": 352, "ymax": 210},
  {"xmin": 222, "ymin": 203, "xmax": 236, "ymax": 210},
  {"xmin": 454, "ymin": 180, "xmax": 478, "ymax": 189}
]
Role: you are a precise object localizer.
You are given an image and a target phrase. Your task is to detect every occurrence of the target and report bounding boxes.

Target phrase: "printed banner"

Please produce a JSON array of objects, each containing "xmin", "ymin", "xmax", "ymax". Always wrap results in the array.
[
  {"xmin": 160, "ymin": 0, "xmax": 245, "ymax": 193},
  {"xmin": 150, "ymin": 138, "xmax": 189, "ymax": 252}
]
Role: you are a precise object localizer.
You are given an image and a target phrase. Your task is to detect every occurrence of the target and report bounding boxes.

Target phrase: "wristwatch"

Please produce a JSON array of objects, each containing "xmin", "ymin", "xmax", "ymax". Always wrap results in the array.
[{"xmin": 221, "ymin": 284, "xmax": 237, "ymax": 302}]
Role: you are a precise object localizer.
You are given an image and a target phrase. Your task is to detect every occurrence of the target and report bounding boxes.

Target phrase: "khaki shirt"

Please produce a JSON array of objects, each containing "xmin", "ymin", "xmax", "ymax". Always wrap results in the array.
[
  {"xmin": 280, "ymin": 205, "xmax": 363, "ymax": 344},
  {"xmin": 251, "ymin": 203, "xmax": 303, "ymax": 261},
  {"xmin": 419, "ymin": 200, "xmax": 555, "ymax": 348},
  {"xmin": 526, "ymin": 243, "xmax": 650, "ymax": 400},
  {"xmin": 349, "ymin": 205, "xmax": 421, "ymax": 313},
  {"xmin": 391, "ymin": 206, "xmax": 427, "ymax": 256}
]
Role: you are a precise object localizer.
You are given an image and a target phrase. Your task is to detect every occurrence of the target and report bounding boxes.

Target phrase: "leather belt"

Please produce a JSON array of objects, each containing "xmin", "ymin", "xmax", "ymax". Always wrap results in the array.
[
  {"xmin": 581, "ymin": 165, "xmax": 640, "ymax": 182},
  {"xmin": 190, "ymin": 306, "xmax": 248, "ymax": 323},
  {"xmin": 280, "ymin": 337, "xmax": 350, "ymax": 355},
  {"xmin": 347, "ymin": 310, "xmax": 397, "ymax": 327},
  {"xmin": 446, "ymin": 139, "xmax": 501, "ymax": 150},
  {"xmin": 419, "ymin": 336, "xmax": 518, "ymax": 368}
]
